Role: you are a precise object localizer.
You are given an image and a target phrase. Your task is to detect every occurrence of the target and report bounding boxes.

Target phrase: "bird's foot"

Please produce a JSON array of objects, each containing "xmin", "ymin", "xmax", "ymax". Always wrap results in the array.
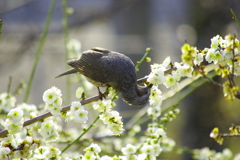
[{"xmin": 97, "ymin": 87, "xmax": 106, "ymax": 100}]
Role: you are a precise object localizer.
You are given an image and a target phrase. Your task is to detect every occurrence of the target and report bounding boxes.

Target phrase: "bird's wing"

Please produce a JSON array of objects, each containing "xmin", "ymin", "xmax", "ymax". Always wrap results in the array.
[
  {"xmin": 67, "ymin": 49, "xmax": 110, "ymax": 84},
  {"xmin": 91, "ymin": 47, "xmax": 110, "ymax": 53}
]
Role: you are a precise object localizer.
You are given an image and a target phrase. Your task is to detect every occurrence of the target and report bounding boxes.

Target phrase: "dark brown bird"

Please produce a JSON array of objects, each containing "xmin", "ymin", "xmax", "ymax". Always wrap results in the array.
[{"xmin": 55, "ymin": 47, "xmax": 152, "ymax": 106}]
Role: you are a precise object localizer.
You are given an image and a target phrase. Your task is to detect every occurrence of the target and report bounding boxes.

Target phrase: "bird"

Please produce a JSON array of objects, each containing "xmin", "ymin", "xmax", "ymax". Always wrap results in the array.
[{"xmin": 55, "ymin": 47, "xmax": 152, "ymax": 106}]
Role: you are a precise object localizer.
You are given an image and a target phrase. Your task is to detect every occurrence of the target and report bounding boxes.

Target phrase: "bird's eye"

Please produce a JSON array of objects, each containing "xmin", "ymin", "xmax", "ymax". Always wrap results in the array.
[{"xmin": 145, "ymin": 90, "xmax": 150, "ymax": 94}]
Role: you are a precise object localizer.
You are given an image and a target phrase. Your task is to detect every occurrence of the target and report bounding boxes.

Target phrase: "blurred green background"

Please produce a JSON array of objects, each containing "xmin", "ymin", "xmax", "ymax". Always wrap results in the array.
[{"xmin": 0, "ymin": 0, "xmax": 240, "ymax": 159}]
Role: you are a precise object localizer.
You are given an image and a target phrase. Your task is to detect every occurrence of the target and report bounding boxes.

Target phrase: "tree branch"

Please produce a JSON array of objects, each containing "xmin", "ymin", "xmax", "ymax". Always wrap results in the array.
[
  {"xmin": 0, "ymin": 77, "xmax": 148, "ymax": 138},
  {"xmin": 1, "ymin": 64, "xmax": 240, "ymax": 138}
]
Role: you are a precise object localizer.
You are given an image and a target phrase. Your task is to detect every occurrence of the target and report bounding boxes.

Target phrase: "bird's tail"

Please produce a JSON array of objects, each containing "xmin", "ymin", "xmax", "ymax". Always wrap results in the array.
[{"xmin": 54, "ymin": 68, "xmax": 77, "ymax": 79}]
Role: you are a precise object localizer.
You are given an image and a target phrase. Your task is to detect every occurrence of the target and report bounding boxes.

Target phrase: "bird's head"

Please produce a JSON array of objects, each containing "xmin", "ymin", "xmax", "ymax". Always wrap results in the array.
[{"xmin": 124, "ymin": 84, "xmax": 153, "ymax": 106}]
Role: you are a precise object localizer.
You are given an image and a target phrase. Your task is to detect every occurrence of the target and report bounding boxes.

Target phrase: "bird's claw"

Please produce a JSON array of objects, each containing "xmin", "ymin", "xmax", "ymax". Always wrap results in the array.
[{"xmin": 97, "ymin": 87, "xmax": 106, "ymax": 100}]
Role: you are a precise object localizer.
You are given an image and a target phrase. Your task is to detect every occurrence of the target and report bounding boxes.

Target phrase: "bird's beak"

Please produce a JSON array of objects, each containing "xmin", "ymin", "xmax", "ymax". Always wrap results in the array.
[{"xmin": 148, "ymin": 84, "xmax": 153, "ymax": 89}]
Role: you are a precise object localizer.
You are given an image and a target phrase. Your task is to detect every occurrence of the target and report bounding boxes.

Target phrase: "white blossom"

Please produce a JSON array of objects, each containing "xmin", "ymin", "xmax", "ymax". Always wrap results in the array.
[
  {"xmin": 43, "ymin": 87, "xmax": 59, "ymax": 104},
  {"xmin": 76, "ymin": 87, "xmax": 84, "ymax": 99},
  {"xmin": 107, "ymin": 123, "xmax": 124, "ymax": 135},
  {"xmin": 163, "ymin": 74, "xmax": 178, "ymax": 88},
  {"xmin": 7, "ymin": 108, "xmax": 23, "ymax": 122},
  {"xmin": 121, "ymin": 144, "xmax": 136, "ymax": 155},
  {"xmin": 194, "ymin": 53, "xmax": 204, "ymax": 66},
  {"xmin": 38, "ymin": 119, "xmax": 59, "ymax": 142},
  {"xmin": 73, "ymin": 109, "xmax": 88, "ymax": 123},
  {"xmin": 149, "ymin": 86, "xmax": 163, "ymax": 107},
  {"xmin": 147, "ymin": 64, "xmax": 166, "ymax": 86}
]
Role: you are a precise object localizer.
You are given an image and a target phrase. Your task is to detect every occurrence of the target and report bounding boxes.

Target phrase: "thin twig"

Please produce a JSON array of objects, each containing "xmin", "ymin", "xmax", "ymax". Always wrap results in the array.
[
  {"xmin": 62, "ymin": 0, "xmax": 72, "ymax": 104},
  {"xmin": 230, "ymin": 9, "xmax": 240, "ymax": 27},
  {"xmin": 23, "ymin": 0, "xmax": 57, "ymax": 103},
  {"xmin": 228, "ymin": 35, "xmax": 236, "ymax": 87},
  {"xmin": 7, "ymin": 77, "xmax": 12, "ymax": 95},
  {"xmin": 219, "ymin": 133, "xmax": 240, "ymax": 137},
  {"xmin": 199, "ymin": 70, "xmax": 222, "ymax": 88},
  {"xmin": 60, "ymin": 115, "xmax": 100, "ymax": 154},
  {"xmin": 0, "ymin": 18, "xmax": 3, "ymax": 38},
  {"xmin": 135, "ymin": 48, "xmax": 152, "ymax": 71}
]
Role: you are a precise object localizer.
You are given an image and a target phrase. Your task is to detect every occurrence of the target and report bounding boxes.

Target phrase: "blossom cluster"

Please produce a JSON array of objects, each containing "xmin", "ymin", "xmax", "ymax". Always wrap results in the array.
[
  {"xmin": 120, "ymin": 142, "xmax": 162, "ymax": 160},
  {"xmin": 0, "ymin": 93, "xmax": 16, "ymax": 113},
  {"xmin": 148, "ymin": 34, "xmax": 240, "ymax": 101},
  {"xmin": 0, "ymin": 94, "xmax": 38, "ymax": 134},
  {"xmin": 64, "ymin": 143, "xmax": 114, "ymax": 159},
  {"xmin": 38, "ymin": 119, "xmax": 60, "ymax": 142},
  {"xmin": 192, "ymin": 147, "xmax": 237, "ymax": 160},
  {"xmin": 93, "ymin": 100, "xmax": 124, "ymax": 135},
  {"xmin": 209, "ymin": 127, "xmax": 224, "ymax": 145},
  {"xmin": 34, "ymin": 145, "xmax": 61, "ymax": 159},
  {"xmin": 145, "ymin": 34, "xmax": 240, "ymax": 159},
  {"xmin": 118, "ymin": 124, "xmax": 175, "ymax": 160},
  {"xmin": 205, "ymin": 35, "xmax": 240, "ymax": 74},
  {"xmin": 210, "ymin": 125, "xmax": 240, "ymax": 146},
  {"xmin": 160, "ymin": 108, "xmax": 180, "ymax": 123},
  {"xmin": 148, "ymin": 86, "xmax": 163, "ymax": 118},
  {"xmin": 0, "ymin": 97, "xmax": 40, "ymax": 159},
  {"xmin": 65, "ymin": 87, "xmax": 88, "ymax": 123},
  {"xmin": 204, "ymin": 35, "xmax": 240, "ymax": 100},
  {"xmin": 186, "ymin": 35, "xmax": 240, "ymax": 100},
  {"xmin": 82, "ymin": 143, "xmax": 102, "ymax": 160},
  {"xmin": 4, "ymin": 107, "xmax": 24, "ymax": 134},
  {"xmin": 0, "ymin": 136, "xmax": 41, "ymax": 159},
  {"xmin": 147, "ymin": 56, "xmax": 196, "ymax": 89},
  {"xmin": 66, "ymin": 101, "xmax": 88, "ymax": 123},
  {"xmin": 17, "ymin": 103, "xmax": 38, "ymax": 120},
  {"xmin": 42, "ymin": 86, "xmax": 63, "ymax": 116}
]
